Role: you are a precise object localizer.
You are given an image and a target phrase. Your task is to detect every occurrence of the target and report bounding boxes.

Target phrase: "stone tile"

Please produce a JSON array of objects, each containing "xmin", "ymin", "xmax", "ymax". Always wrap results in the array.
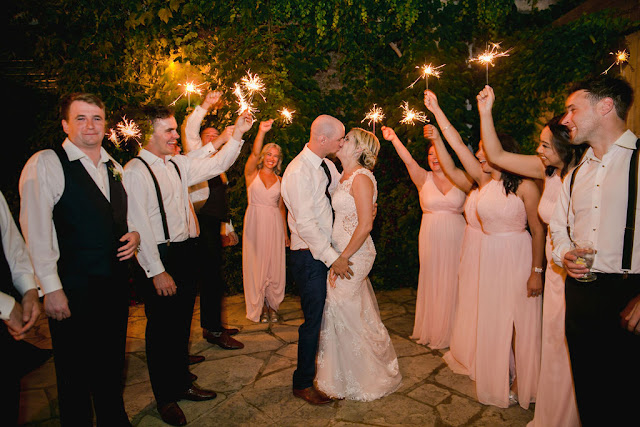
[
  {"xmin": 276, "ymin": 343, "xmax": 298, "ymax": 359},
  {"xmin": 191, "ymin": 355, "xmax": 263, "ymax": 392},
  {"xmin": 397, "ymin": 353, "xmax": 444, "ymax": 393},
  {"xmin": 123, "ymin": 380, "xmax": 155, "ymax": 419},
  {"xmin": 407, "ymin": 383, "xmax": 451, "ymax": 406},
  {"xmin": 253, "ymin": 366, "xmax": 296, "ymax": 390},
  {"xmin": 20, "ymin": 360, "xmax": 57, "ymax": 390},
  {"xmin": 470, "ymin": 405, "xmax": 534, "ymax": 426},
  {"xmin": 241, "ymin": 321, "xmax": 271, "ymax": 332},
  {"xmin": 124, "ymin": 354, "xmax": 150, "ymax": 385},
  {"xmin": 127, "ymin": 316, "xmax": 148, "ymax": 339},
  {"xmin": 383, "ymin": 288, "xmax": 416, "ymax": 303},
  {"xmin": 270, "ymin": 324, "xmax": 299, "ymax": 343},
  {"xmin": 125, "ymin": 337, "xmax": 147, "ymax": 353},
  {"xmin": 240, "ymin": 384, "xmax": 308, "ymax": 423},
  {"xmin": 382, "ymin": 314, "xmax": 415, "ymax": 337},
  {"xmin": 378, "ymin": 302, "xmax": 407, "ymax": 320},
  {"xmin": 434, "ymin": 364, "xmax": 478, "ymax": 400},
  {"xmin": 18, "ymin": 389, "xmax": 51, "ymax": 423},
  {"xmin": 190, "ymin": 392, "xmax": 272, "ymax": 426},
  {"xmin": 390, "ymin": 333, "xmax": 428, "ymax": 358},
  {"xmin": 136, "ymin": 414, "xmax": 170, "ymax": 426},
  {"xmin": 282, "ymin": 317, "xmax": 304, "ymax": 326},
  {"xmin": 262, "ymin": 354, "xmax": 296, "ymax": 376},
  {"xmin": 337, "ymin": 393, "xmax": 438, "ymax": 426},
  {"xmin": 180, "ymin": 394, "xmax": 229, "ymax": 425},
  {"xmin": 437, "ymin": 394, "xmax": 484, "ymax": 426}
]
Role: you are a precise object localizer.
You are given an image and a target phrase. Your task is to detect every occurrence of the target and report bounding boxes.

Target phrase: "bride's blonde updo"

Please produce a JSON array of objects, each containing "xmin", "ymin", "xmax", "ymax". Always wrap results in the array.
[{"xmin": 351, "ymin": 127, "xmax": 380, "ymax": 170}]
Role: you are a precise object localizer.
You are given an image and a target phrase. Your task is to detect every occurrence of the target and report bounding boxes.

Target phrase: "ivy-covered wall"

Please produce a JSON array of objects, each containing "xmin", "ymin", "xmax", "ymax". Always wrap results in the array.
[{"xmin": 2, "ymin": 0, "xmax": 636, "ymax": 293}]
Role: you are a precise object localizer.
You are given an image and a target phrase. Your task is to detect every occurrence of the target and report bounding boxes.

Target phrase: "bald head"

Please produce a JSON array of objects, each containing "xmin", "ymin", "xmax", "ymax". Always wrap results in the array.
[{"xmin": 308, "ymin": 115, "xmax": 345, "ymax": 157}]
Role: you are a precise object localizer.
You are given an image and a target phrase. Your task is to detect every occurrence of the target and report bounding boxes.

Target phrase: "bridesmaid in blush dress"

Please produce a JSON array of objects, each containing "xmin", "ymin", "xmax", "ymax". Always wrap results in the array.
[
  {"xmin": 382, "ymin": 125, "xmax": 466, "ymax": 349},
  {"xmin": 423, "ymin": 91, "xmax": 492, "ymax": 377},
  {"xmin": 242, "ymin": 119, "xmax": 290, "ymax": 323},
  {"xmin": 478, "ymin": 86, "xmax": 584, "ymax": 425}
]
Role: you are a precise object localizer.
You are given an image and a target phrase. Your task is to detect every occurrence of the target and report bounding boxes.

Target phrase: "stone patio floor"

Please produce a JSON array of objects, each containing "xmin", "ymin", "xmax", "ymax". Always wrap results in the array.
[{"xmin": 19, "ymin": 288, "xmax": 534, "ymax": 426}]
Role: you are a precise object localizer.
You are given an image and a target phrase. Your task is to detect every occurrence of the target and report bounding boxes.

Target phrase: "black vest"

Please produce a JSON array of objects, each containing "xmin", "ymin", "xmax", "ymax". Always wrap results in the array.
[
  {"xmin": 52, "ymin": 147, "xmax": 128, "ymax": 288},
  {"xmin": 199, "ymin": 175, "xmax": 229, "ymax": 221}
]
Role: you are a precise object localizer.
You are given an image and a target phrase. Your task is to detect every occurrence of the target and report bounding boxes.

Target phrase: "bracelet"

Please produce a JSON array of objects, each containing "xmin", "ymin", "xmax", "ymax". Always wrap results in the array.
[{"xmin": 532, "ymin": 267, "xmax": 543, "ymax": 274}]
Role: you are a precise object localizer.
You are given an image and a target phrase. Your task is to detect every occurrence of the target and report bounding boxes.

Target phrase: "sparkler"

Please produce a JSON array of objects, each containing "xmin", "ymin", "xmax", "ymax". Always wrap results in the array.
[
  {"xmin": 108, "ymin": 116, "xmax": 142, "ymax": 149},
  {"xmin": 408, "ymin": 63, "xmax": 445, "ymax": 91},
  {"xmin": 469, "ymin": 42, "xmax": 513, "ymax": 85},
  {"xmin": 362, "ymin": 104, "xmax": 385, "ymax": 133},
  {"xmin": 232, "ymin": 71, "xmax": 267, "ymax": 115},
  {"xmin": 170, "ymin": 80, "xmax": 207, "ymax": 108},
  {"xmin": 399, "ymin": 101, "xmax": 429, "ymax": 125},
  {"xmin": 278, "ymin": 107, "xmax": 295, "ymax": 125},
  {"xmin": 602, "ymin": 49, "xmax": 630, "ymax": 75}
]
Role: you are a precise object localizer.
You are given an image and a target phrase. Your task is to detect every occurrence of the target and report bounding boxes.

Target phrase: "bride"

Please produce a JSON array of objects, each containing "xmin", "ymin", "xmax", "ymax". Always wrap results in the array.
[{"xmin": 315, "ymin": 128, "xmax": 402, "ymax": 401}]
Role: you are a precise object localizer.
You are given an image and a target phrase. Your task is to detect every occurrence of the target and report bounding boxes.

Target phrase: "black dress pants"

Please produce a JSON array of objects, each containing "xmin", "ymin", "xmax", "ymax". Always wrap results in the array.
[
  {"xmin": 196, "ymin": 214, "xmax": 225, "ymax": 333},
  {"xmin": 48, "ymin": 275, "xmax": 130, "ymax": 427},
  {"xmin": 565, "ymin": 274, "xmax": 640, "ymax": 426},
  {"xmin": 138, "ymin": 240, "xmax": 197, "ymax": 406}
]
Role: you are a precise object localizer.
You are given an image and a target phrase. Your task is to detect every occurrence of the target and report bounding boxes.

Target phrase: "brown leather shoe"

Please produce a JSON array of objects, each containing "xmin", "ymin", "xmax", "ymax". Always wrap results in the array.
[
  {"xmin": 182, "ymin": 385, "xmax": 217, "ymax": 401},
  {"xmin": 189, "ymin": 372, "xmax": 197, "ymax": 382},
  {"xmin": 158, "ymin": 402, "xmax": 186, "ymax": 426},
  {"xmin": 223, "ymin": 327, "xmax": 239, "ymax": 336},
  {"xmin": 188, "ymin": 354, "xmax": 205, "ymax": 365},
  {"xmin": 293, "ymin": 386, "xmax": 333, "ymax": 405},
  {"xmin": 206, "ymin": 331, "xmax": 244, "ymax": 350}
]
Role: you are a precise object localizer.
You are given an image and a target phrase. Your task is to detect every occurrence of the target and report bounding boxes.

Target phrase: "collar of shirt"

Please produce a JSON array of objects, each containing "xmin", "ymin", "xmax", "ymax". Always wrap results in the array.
[
  {"xmin": 582, "ymin": 129, "xmax": 638, "ymax": 165},
  {"xmin": 139, "ymin": 147, "xmax": 169, "ymax": 166},
  {"xmin": 62, "ymin": 138, "xmax": 112, "ymax": 166},
  {"xmin": 301, "ymin": 144, "xmax": 324, "ymax": 170}
]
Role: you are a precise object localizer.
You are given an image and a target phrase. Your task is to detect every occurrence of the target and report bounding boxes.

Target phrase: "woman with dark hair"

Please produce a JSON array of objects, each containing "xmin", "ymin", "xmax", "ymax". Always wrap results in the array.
[
  {"xmin": 382, "ymin": 123, "xmax": 467, "ymax": 349},
  {"xmin": 471, "ymin": 87, "xmax": 546, "ymax": 410},
  {"xmin": 422, "ymin": 90, "xmax": 491, "ymax": 378},
  {"xmin": 243, "ymin": 119, "xmax": 289, "ymax": 323},
  {"xmin": 478, "ymin": 85, "xmax": 584, "ymax": 426}
]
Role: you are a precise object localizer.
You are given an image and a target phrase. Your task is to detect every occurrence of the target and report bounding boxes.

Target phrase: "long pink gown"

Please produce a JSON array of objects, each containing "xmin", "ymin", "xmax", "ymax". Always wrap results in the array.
[
  {"xmin": 242, "ymin": 175, "xmax": 286, "ymax": 322},
  {"xmin": 528, "ymin": 173, "xmax": 579, "ymax": 427},
  {"xmin": 443, "ymin": 187, "xmax": 483, "ymax": 378},
  {"xmin": 475, "ymin": 179, "xmax": 542, "ymax": 410},
  {"xmin": 411, "ymin": 172, "xmax": 466, "ymax": 348}
]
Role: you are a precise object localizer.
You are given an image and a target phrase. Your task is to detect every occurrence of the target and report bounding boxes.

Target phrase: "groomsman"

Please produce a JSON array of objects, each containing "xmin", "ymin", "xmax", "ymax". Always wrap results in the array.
[
  {"xmin": 124, "ymin": 100, "xmax": 253, "ymax": 426},
  {"xmin": 550, "ymin": 75, "xmax": 638, "ymax": 426},
  {"xmin": 19, "ymin": 93, "xmax": 139, "ymax": 426}
]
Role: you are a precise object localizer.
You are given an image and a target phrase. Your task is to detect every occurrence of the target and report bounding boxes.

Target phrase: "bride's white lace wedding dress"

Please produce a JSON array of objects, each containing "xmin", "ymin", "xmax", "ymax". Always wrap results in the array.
[{"xmin": 315, "ymin": 168, "xmax": 402, "ymax": 401}]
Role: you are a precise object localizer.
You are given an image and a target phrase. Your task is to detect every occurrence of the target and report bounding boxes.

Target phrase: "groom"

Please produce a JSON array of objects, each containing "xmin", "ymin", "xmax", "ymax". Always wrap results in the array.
[{"xmin": 281, "ymin": 114, "xmax": 353, "ymax": 404}]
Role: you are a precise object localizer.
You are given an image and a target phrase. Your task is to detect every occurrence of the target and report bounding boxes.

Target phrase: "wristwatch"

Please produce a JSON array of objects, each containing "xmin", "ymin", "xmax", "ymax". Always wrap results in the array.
[{"xmin": 532, "ymin": 267, "xmax": 543, "ymax": 274}]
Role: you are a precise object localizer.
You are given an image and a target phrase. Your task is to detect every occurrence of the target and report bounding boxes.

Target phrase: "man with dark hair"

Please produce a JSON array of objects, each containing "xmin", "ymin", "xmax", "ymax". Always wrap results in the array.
[
  {"xmin": 183, "ymin": 91, "xmax": 243, "ymax": 350},
  {"xmin": 19, "ymin": 92, "xmax": 140, "ymax": 426},
  {"xmin": 124, "ymin": 95, "xmax": 253, "ymax": 426},
  {"xmin": 550, "ymin": 74, "xmax": 638, "ymax": 425}
]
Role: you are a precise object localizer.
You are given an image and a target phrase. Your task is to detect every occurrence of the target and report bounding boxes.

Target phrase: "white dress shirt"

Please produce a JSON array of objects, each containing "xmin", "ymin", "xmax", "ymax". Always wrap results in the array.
[
  {"xmin": 0, "ymin": 191, "xmax": 37, "ymax": 320},
  {"xmin": 18, "ymin": 139, "xmax": 126, "ymax": 295},
  {"xmin": 281, "ymin": 145, "xmax": 341, "ymax": 267},
  {"xmin": 124, "ymin": 137, "xmax": 243, "ymax": 278},
  {"xmin": 550, "ymin": 129, "xmax": 640, "ymax": 273},
  {"xmin": 183, "ymin": 105, "xmax": 211, "ymax": 205}
]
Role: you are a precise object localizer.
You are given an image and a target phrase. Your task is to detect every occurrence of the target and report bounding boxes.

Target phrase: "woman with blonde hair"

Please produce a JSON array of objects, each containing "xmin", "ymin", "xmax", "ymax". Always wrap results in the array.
[
  {"xmin": 316, "ymin": 128, "xmax": 402, "ymax": 401},
  {"xmin": 243, "ymin": 119, "xmax": 289, "ymax": 323}
]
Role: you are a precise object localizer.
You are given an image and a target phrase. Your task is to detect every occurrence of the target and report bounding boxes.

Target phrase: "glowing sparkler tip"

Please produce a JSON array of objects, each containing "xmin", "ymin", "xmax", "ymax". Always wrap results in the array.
[
  {"xmin": 469, "ymin": 42, "xmax": 512, "ymax": 66},
  {"xmin": 362, "ymin": 104, "xmax": 385, "ymax": 127},
  {"xmin": 108, "ymin": 115, "xmax": 142, "ymax": 148},
  {"xmin": 399, "ymin": 101, "xmax": 428, "ymax": 125},
  {"xmin": 279, "ymin": 108, "xmax": 295, "ymax": 125},
  {"xmin": 614, "ymin": 50, "xmax": 630, "ymax": 64}
]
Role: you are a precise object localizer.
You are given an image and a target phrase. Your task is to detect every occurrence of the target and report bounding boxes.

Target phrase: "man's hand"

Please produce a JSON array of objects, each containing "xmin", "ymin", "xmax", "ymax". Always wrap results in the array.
[
  {"xmin": 476, "ymin": 85, "xmax": 495, "ymax": 114},
  {"xmin": 527, "ymin": 272, "xmax": 543, "ymax": 298},
  {"xmin": 118, "ymin": 231, "xmax": 140, "ymax": 261},
  {"xmin": 331, "ymin": 256, "xmax": 353, "ymax": 280},
  {"xmin": 622, "ymin": 297, "xmax": 640, "ymax": 335},
  {"xmin": 562, "ymin": 249, "xmax": 590, "ymax": 279},
  {"xmin": 381, "ymin": 126, "xmax": 398, "ymax": 142},
  {"xmin": 5, "ymin": 289, "xmax": 41, "ymax": 340},
  {"xmin": 221, "ymin": 231, "xmax": 239, "ymax": 247},
  {"xmin": 152, "ymin": 271, "xmax": 177, "ymax": 296},
  {"xmin": 232, "ymin": 112, "xmax": 255, "ymax": 140},
  {"xmin": 44, "ymin": 289, "xmax": 71, "ymax": 321},
  {"xmin": 201, "ymin": 91, "xmax": 223, "ymax": 111}
]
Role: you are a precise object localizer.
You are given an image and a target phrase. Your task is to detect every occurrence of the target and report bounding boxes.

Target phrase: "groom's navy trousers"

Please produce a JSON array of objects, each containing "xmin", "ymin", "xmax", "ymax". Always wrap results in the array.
[{"xmin": 290, "ymin": 249, "xmax": 329, "ymax": 390}]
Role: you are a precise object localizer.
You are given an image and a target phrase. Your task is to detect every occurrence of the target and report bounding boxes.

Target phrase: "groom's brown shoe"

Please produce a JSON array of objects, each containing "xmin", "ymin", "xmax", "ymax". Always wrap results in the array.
[{"xmin": 293, "ymin": 386, "xmax": 333, "ymax": 405}]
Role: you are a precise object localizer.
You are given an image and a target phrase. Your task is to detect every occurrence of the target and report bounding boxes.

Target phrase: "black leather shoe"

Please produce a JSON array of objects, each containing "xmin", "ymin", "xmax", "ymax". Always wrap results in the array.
[
  {"xmin": 223, "ymin": 327, "xmax": 239, "ymax": 336},
  {"xmin": 182, "ymin": 385, "xmax": 217, "ymax": 401},
  {"xmin": 205, "ymin": 331, "xmax": 244, "ymax": 350},
  {"xmin": 188, "ymin": 354, "xmax": 205, "ymax": 365},
  {"xmin": 158, "ymin": 402, "xmax": 186, "ymax": 426}
]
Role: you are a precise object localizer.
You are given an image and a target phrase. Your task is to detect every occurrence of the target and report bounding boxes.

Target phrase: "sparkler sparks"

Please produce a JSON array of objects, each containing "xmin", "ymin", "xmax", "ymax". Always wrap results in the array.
[
  {"xmin": 362, "ymin": 104, "xmax": 385, "ymax": 133},
  {"xmin": 279, "ymin": 107, "xmax": 295, "ymax": 125},
  {"xmin": 602, "ymin": 49, "xmax": 630, "ymax": 75},
  {"xmin": 170, "ymin": 80, "xmax": 208, "ymax": 107},
  {"xmin": 399, "ymin": 101, "xmax": 428, "ymax": 125},
  {"xmin": 108, "ymin": 116, "xmax": 142, "ymax": 148},
  {"xmin": 408, "ymin": 63, "xmax": 445, "ymax": 90},
  {"xmin": 233, "ymin": 71, "xmax": 267, "ymax": 115},
  {"xmin": 469, "ymin": 42, "xmax": 512, "ymax": 84}
]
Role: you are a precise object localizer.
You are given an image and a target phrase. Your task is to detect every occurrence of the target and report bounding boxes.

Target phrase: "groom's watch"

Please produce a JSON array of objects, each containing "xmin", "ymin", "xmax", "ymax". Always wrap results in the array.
[{"xmin": 532, "ymin": 267, "xmax": 543, "ymax": 274}]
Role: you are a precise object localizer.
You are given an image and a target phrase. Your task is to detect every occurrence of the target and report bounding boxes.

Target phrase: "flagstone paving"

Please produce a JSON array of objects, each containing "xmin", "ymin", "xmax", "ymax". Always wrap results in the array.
[{"xmin": 18, "ymin": 289, "xmax": 535, "ymax": 426}]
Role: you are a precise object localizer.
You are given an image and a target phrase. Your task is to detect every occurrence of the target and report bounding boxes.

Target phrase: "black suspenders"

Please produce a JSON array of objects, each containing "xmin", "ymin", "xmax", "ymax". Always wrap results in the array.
[
  {"xmin": 136, "ymin": 157, "xmax": 182, "ymax": 244},
  {"xmin": 567, "ymin": 138, "xmax": 640, "ymax": 271}
]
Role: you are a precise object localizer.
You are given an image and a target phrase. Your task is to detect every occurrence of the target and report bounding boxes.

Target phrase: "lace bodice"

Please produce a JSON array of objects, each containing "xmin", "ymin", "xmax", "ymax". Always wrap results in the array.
[{"xmin": 331, "ymin": 168, "xmax": 377, "ymax": 254}]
